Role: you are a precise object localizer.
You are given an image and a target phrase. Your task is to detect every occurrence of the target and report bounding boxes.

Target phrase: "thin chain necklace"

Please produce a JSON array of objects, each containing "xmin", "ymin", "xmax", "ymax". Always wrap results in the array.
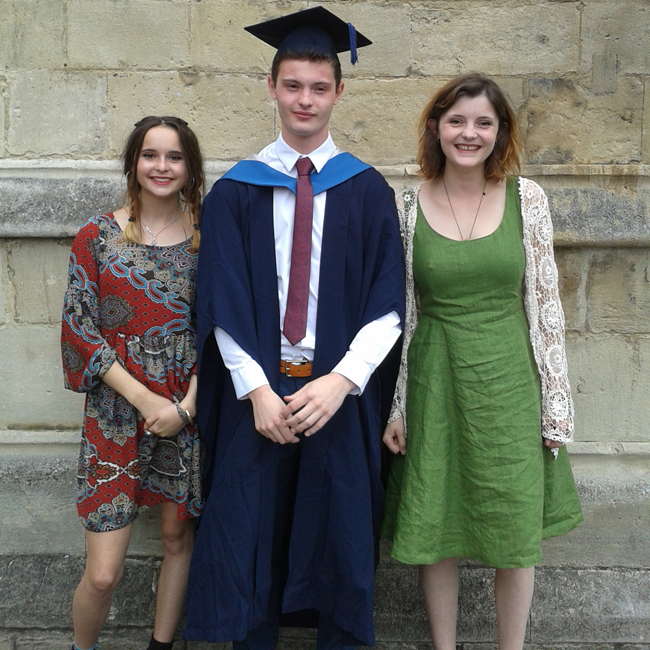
[
  {"xmin": 140, "ymin": 214, "xmax": 181, "ymax": 246},
  {"xmin": 442, "ymin": 176, "xmax": 488, "ymax": 241}
]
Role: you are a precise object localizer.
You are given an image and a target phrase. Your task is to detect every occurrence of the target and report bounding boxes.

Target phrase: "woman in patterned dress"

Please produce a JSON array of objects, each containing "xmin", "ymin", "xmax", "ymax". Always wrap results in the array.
[
  {"xmin": 61, "ymin": 116, "xmax": 204, "ymax": 650},
  {"xmin": 381, "ymin": 75, "xmax": 583, "ymax": 649}
]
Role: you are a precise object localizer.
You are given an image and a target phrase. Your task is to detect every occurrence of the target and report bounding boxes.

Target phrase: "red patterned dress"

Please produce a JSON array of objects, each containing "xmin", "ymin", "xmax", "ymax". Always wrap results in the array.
[{"xmin": 61, "ymin": 214, "xmax": 203, "ymax": 532}]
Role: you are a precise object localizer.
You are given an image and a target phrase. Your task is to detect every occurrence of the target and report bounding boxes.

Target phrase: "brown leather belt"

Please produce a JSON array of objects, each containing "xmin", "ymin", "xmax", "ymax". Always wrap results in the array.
[{"xmin": 280, "ymin": 360, "xmax": 313, "ymax": 377}]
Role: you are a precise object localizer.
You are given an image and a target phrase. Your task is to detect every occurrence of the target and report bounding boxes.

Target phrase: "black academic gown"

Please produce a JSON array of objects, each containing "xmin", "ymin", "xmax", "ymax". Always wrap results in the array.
[{"xmin": 184, "ymin": 166, "xmax": 405, "ymax": 646}]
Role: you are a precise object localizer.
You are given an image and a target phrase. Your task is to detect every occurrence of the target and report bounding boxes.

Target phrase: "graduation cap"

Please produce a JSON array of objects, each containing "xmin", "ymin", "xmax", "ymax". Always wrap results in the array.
[{"xmin": 245, "ymin": 6, "xmax": 372, "ymax": 65}]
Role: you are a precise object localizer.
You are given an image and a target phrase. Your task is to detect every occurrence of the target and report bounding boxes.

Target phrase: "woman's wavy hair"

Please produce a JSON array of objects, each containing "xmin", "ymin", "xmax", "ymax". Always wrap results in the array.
[
  {"xmin": 122, "ymin": 116, "xmax": 204, "ymax": 251},
  {"xmin": 417, "ymin": 73, "xmax": 523, "ymax": 182}
]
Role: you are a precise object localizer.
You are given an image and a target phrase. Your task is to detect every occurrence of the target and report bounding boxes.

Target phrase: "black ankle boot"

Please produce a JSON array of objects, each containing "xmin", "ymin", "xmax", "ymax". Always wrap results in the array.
[{"xmin": 146, "ymin": 635, "xmax": 173, "ymax": 650}]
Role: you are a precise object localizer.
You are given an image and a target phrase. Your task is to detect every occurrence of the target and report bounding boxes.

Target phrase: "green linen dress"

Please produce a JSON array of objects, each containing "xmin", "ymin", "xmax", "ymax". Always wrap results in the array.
[{"xmin": 381, "ymin": 178, "xmax": 583, "ymax": 568}]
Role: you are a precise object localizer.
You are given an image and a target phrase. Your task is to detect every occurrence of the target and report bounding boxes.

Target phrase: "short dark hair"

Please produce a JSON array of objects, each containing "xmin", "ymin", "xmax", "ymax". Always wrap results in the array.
[
  {"xmin": 418, "ymin": 73, "xmax": 523, "ymax": 182},
  {"xmin": 271, "ymin": 50, "xmax": 342, "ymax": 88},
  {"xmin": 122, "ymin": 116, "xmax": 204, "ymax": 251}
]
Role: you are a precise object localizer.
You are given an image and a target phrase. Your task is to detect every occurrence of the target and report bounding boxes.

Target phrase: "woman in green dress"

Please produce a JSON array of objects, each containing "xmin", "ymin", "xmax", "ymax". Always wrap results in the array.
[{"xmin": 381, "ymin": 74, "xmax": 583, "ymax": 650}]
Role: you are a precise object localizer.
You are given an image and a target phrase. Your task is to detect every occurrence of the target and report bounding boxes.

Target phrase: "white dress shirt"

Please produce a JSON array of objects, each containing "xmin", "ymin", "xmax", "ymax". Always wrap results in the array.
[{"xmin": 215, "ymin": 133, "xmax": 401, "ymax": 399}]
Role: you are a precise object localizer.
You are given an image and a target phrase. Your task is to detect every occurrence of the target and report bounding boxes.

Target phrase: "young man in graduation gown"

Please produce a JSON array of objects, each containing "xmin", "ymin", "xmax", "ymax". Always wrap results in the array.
[{"xmin": 185, "ymin": 7, "xmax": 405, "ymax": 648}]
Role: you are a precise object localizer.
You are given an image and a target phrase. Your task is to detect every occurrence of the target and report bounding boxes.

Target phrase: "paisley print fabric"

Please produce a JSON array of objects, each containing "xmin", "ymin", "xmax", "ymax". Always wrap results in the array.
[{"xmin": 62, "ymin": 214, "xmax": 203, "ymax": 532}]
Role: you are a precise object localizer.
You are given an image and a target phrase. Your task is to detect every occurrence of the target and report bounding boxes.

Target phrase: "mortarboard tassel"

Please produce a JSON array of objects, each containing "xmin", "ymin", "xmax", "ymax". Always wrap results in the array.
[{"xmin": 348, "ymin": 23, "xmax": 358, "ymax": 64}]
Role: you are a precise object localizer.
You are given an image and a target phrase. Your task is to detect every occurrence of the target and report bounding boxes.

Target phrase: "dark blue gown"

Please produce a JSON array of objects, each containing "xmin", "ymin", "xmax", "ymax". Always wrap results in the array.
[{"xmin": 184, "ymin": 162, "xmax": 405, "ymax": 646}]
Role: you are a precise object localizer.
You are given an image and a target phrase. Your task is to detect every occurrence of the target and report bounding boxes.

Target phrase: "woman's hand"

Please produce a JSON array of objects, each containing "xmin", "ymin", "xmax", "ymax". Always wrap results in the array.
[
  {"xmin": 144, "ymin": 403, "xmax": 185, "ymax": 438},
  {"xmin": 383, "ymin": 417, "xmax": 406, "ymax": 455},
  {"xmin": 543, "ymin": 437, "xmax": 563, "ymax": 449}
]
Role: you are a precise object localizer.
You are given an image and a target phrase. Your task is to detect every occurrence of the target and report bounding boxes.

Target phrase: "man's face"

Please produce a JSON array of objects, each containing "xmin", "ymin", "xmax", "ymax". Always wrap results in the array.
[{"xmin": 268, "ymin": 58, "xmax": 344, "ymax": 152}]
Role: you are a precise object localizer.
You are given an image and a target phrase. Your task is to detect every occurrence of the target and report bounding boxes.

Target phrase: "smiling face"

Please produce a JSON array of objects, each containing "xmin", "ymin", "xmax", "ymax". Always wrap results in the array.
[
  {"xmin": 135, "ymin": 125, "xmax": 188, "ymax": 202},
  {"xmin": 268, "ymin": 58, "xmax": 343, "ymax": 153},
  {"xmin": 431, "ymin": 94, "xmax": 500, "ymax": 174}
]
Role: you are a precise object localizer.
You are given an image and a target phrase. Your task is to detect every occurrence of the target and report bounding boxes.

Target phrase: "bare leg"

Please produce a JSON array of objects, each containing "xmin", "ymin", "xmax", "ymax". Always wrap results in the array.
[
  {"xmin": 419, "ymin": 558, "xmax": 459, "ymax": 650},
  {"xmin": 72, "ymin": 526, "xmax": 132, "ymax": 649},
  {"xmin": 494, "ymin": 567, "xmax": 535, "ymax": 650},
  {"xmin": 151, "ymin": 502, "xmax": 196, "ymax": 643}
]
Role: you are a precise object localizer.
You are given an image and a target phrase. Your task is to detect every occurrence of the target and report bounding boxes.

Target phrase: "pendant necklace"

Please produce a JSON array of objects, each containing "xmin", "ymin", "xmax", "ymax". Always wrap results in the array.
[
  {"xmin": 140, "ymin": 214, "xmax": 181, "ymax": 246},
  {"xmin": 442, "ymin": 176, "xmax": 488, "ymax": 241}
]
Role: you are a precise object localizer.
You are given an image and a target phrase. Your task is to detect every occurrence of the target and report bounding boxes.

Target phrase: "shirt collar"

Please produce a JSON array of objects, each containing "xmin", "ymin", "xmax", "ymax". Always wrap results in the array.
[{"xmin": 275, "ymin": 133, "xmax": 337, "ymax": 175}]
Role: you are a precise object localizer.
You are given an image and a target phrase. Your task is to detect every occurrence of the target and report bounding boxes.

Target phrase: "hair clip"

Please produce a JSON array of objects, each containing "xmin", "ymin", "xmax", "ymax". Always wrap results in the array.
[
  {"xmin": 192, "ymin": 223, "xmax": 200, "ymax": 231},
  {"xmin": 128, "ymin": 216, "xmax": 135, "ymax": 222}
]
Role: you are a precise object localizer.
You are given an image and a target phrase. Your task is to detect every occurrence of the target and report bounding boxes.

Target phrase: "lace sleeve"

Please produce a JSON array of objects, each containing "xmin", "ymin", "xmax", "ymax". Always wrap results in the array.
[
  {"xmin": 519, "ymin": 178, "xmax": 574, "ymax": 443},
  {"xmin": 388, "ymin": 188, "xmax": 420, "ymax": 434}
]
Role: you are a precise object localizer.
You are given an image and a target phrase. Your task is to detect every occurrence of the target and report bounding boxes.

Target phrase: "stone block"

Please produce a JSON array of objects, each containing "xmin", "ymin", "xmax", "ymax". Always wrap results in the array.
[
  {"xmin": 592, "ymin": 53, "xmax": 618, "ymax": 94},
  {"xmin": 586, "ymin": 249, "xmax": 650, "ymax": 334},
  {"xmin": 0, "ymin": 176, "xmax": 123, "ymax": 238},
  {"xmin": 0, "ymin": 242, "xmax": 6, "ymax": 325},
  {"xmin": 191, "ymin": 0, "xmax": 304, "ymax": 75},
  {"xmin": 0, "ymin": 89, "xmax": 4, "ymax": 158},
  {"xmin": 186, "ymin": 643, "xmax": 231, "ymax": 650},
  {"xmin": 0, "ymin": 325, "xmax": 85, "ymax": 430},
  {"xmin": 330, "ymin": 78, "xmax": 435, "ymax": 166},
  {"xmin": 566, "ymin": 334, "xmax": 650, "ymax": 443},
  {"xmin": 541, "ymin": 454, "xmax": 650, "ymax": 568},
  {"xmin": 328, "ymin": 2, "xmax": 411, "ymax": 78},
  {"xmin": 581, "ymin": 1, "xmax": 649, "ymax": 75},
  {"xmin": 0, "ymin": 555, "xmax": 157, "ymax": 628},
  {"xmin": 531, "ymin": 568, "xmax": 650, "ymax": 642},
  {"xmin": 643, "ymin": 80, "xmax": 650, "ymax": 163},
  {"xmin": 555, "ymin": 248, "xmax": 587, "ymax": 333},
  {"xmin": 127, "ymin": 506, "xmax": 164, "ymax": 558},
  {"xmin": 5, "ymin": 239, "xmax": 71, "ymax": 324},
  {"xmin": 107, "ymin": 72, "xmax": 273, "ymax": 160},
  {"xmin": 68, "ymin": 0, "xmax": 190, "ymax": 69},
  {"xmin": 0, "ymin": 0, "xmax": 64, "ymax": 69},
  {"xmin": 525, "ymin": 76, "xmax": 643, "ymax": 165},
  {"xmin": 0, "ymin": 447, "xmax": 83, "ymax": 556},
  {"xmin": 374, "ymin": 561, "xmax": 497, "ymax": 642},
  {"xmin": 411, "ymin": 3, "xmax": 579, "ymax": 77},
  {"xmin": 537, "ymin": 177, "xmax": 650, "ymax": 247},
  {"xmin": 8, "ymin": 72, "xmax": 107, "ymax": 156}
]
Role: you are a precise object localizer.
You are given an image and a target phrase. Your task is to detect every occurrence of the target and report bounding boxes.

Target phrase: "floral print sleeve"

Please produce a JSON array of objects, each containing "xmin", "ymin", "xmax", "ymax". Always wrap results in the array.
[
  {"xmin": 61, "ymin": 217, "xmax": 117, "ymax": 392},
  {"xmin": 519, "ymin": 177, "xmax": 574, "ymax": 443}
]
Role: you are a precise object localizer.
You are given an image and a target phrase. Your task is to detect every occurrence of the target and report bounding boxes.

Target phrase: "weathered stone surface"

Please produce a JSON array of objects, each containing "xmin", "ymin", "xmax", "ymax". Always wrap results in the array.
[
  {"xmin": 0, "ymin": 325, "xmax": 85, "ymax": 430},
  {"xmin": 0, "ymin": 447, "xmax": 82, "ymax": 555},
  {"xmin": 0, "ymin": 555, "xmax": 157, "ymax": 628},
  {"xmin": 581, "ymin": 1, "xmax": 650, "ymax": 75},
  {"xmin": 542, "ymin": 454, "xmax": 650, "ymax": 568},
  {"xmin": 13, "ymin": 629, "xmax": 151, "ymax": 650},
  {"xmin": 191, "ymin": 0, "xmax": 304, "ymax": 75},
  {"xmin": 8, "ymin": 72, "xmax": 107, "ymax": 156},
  {"xmin": 0, "ymin": 636, "xmax": 9, "ymax": 650},
  {"xmin": 0, "ymin": 176, "xmax": 122, "ymax": 237},
  {"xmin": 525, "ymin": 77, "xmax": 643, "ymax": 165},
  {"xmin": 330, "ymin": 78, "xmax": 434, "ymax": 165},
  {"xmin": 586, "ymin": 249, "xmax": 650, "ymax": 334},
  {"xmin": 0, "ymin": 90, "xmax": 4, "ymax": 158},
  {"xmin": 0, "ymin": 242, "xmax": 6, "ymax": 325},
  {"xmin": 592, "ymin": 53, "xmax": 618, "ymax": 94},
  {"xmin": 68, "ymin": 0, "xmax": 190, "ymax": 69},
  {"xmin": 567, "ymin": 334, "xmax": 650, "ymax": 443},
  {"xmin": 328, "ymin": 2, "xmax": 411, "ymax": 78},
  {"xmin": 531, "ymin": 568, "xmax": 650, "ymax": 642},
  {"xmin": 0, "ymin": 0, "xmax": 64, "ymax": 70},
  {"xmin": 411, "ymin": 3, "xmax": 579, "ymax": 77},
  {"xmin": 374, "ymin": 562, "xmax": 497, "ymax": 642},
  {"xmin": 5, "ymin": 239, "xmax": 71, "ymax": 324},
  {"xmin": 537, "ymin": 178, "xmax": 650, "ymax": 246},
  {"xmin": 644, "ymin": 80, "xmax": 650, "ymax": 163},
  {"xmin": 555, "ymin": 248, "xmax": 587, "ymax": 333},
  {"xmin": 107, "ymin": 72, "xmax": 273, "ymax": 160}
]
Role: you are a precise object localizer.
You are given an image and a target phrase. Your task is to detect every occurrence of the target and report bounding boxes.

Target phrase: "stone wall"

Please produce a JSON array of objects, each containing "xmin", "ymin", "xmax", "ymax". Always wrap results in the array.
[{"xmin": 0, "ymin": 0, "xmax": 648, "ymax": 648}]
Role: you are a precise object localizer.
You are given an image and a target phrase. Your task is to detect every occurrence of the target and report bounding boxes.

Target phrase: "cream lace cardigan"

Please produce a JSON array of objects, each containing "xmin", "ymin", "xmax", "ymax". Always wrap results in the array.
[{"xmin": 389, "ymin": 177, "xmax": 574, "ymax": 444}]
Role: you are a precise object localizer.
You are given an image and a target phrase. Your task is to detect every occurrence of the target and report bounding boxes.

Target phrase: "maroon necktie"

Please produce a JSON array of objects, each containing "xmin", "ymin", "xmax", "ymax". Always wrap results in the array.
[{"xmin": 283, "ymin": 157, "xmax": 314, "ymax": 346}]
